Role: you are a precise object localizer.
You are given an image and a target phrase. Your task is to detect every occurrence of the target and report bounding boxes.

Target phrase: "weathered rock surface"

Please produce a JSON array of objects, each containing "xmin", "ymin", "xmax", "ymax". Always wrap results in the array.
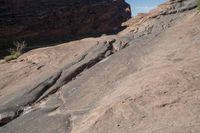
[
  {"xmin": 0, "ymin": 0, "xmax": 131, "ymax": 49},
  {"xmin": 0, "ymin": 0, "xmax": 200, "ymax": 133},
  {"xmin": 120, "ymin": 0, "xmax": 197, "ymax": 35}
]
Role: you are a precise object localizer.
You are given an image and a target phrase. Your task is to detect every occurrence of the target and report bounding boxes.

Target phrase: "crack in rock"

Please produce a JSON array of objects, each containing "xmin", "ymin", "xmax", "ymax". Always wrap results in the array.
[{"xmin": 0, "ymin": 38, "xmax": 127, "ymax": 126}]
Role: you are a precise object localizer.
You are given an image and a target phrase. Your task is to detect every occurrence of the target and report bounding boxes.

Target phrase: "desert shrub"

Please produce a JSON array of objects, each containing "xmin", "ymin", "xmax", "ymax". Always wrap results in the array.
[
  {"xmin": 198, "ymin": 0, "xmax": 200, "ymax": 10},
  {"xmin": 4, "ymin": 41, "xmax": 27, "ymax": 62}
]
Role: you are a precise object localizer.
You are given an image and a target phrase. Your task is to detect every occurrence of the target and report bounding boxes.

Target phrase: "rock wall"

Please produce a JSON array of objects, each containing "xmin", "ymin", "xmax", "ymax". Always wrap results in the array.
[{"xmin": 0, "ymin": 0, "xmax": 131, "ymax": 48}]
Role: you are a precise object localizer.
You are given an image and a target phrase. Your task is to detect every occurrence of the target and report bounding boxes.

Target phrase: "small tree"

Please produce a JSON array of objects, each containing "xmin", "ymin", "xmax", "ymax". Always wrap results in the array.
[{"xmin": 4, "ymin": 41, "xmax": 27, "ymax": 62}]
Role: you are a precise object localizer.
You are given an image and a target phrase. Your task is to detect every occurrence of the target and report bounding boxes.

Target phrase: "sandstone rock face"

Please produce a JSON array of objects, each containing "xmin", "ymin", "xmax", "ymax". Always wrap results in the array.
[
  {"xmin": 120, "ymin": 0, "xmax": 197, "ymax": 35},
  {"xmin": 0, "ymin": 0, "xmax": 200, "ymax": 133},
  {"xmin": 0, "ymin": 0, "xmax": 131, "ymax": 48}
]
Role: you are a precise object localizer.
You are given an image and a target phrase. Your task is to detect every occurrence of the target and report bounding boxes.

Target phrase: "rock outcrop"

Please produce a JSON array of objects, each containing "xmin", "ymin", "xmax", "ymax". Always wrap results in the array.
[
  {"xmin": 0, "ymin": 0, "xmax": 200, "ymax": 133},
  {"xmin": 120, "ymin": 0, "xmax": 197, "ymax": 35},
  {"xmin": 0, "ymin": 0, "xmax": 131, "ymax": 49}
]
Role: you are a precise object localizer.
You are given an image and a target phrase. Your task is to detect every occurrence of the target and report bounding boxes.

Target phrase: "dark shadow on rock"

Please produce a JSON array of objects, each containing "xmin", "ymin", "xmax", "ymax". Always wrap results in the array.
[{"xmin": 0, "ymin": 26, "xmax": 127, "ymax": 59}]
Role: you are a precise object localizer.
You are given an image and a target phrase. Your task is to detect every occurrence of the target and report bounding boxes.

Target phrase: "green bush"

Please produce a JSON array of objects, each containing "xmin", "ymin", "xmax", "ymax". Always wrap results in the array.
[
  {"xmin": 198, "ymin": 0, "xmax": 200, "ymax": 10},
  {"xmin": 4, "ymin": 41, "xmax": 27, "ymax": 62}
]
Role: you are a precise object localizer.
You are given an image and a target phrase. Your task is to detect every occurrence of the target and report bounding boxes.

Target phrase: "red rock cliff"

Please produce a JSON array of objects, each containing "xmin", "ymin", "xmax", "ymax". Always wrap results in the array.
[{"xmin": 0, "ymin": 0, "xmax": 131, "ymax": 47}]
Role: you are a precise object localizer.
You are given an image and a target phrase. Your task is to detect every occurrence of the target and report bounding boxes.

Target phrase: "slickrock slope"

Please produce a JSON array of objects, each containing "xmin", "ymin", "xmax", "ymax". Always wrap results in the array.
[
  {"xmin": 0, "ymin": 0, "xmax": 131, "ymax": 49},
  {"xmin": 0, "ymin": 0, "xmax": 200, "ymax": 133}
]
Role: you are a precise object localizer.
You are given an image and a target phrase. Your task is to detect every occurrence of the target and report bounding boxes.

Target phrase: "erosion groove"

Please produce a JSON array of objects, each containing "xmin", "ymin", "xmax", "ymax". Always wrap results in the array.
[
  {"xmin": 0, "ymin": 71, "xmax": 62, "ymax": 126},
  {"xmin": 37, "ymin": 42, "xmax": 115, "ymax": 101},
  {"xmin": 0, "ymin": 108, "xmax": 22, "ymax": 127},
  {"xmin": 0, "ymin": 40, "xmax": 117, "ymax": 126}
]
